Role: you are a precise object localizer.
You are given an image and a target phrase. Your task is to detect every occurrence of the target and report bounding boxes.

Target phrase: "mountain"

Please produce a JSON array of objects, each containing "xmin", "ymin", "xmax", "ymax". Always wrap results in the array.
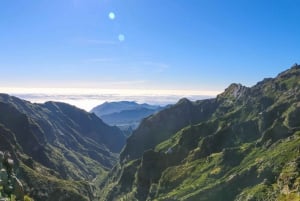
[
  {"xmin": 0, "ymin": 94, "xmax": 126, "ymax": 201},
  {"xmin": 91, "ymin": 101, "xmax": 164, "ymax": 133},
  {"xmin": 100, "ymin": 64, "xmax": 300, "ymax": 201}
]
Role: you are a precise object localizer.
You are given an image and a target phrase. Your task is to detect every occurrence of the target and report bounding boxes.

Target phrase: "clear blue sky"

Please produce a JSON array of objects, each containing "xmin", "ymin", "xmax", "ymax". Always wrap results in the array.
[{"xmin": 1, "ymin": 0, "xmax": 300, "ymax": 92}]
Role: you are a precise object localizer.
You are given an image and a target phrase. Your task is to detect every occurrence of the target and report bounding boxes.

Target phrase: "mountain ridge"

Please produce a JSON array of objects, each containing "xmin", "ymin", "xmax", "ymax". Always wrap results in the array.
[{"xmin": 101, "ymin": 64, "xmax": 300, "ymax": 201}]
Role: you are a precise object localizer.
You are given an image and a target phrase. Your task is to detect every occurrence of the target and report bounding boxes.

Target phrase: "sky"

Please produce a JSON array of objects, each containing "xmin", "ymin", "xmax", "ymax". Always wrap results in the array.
[{"xmin": 1, "ymin": 0, "xmax": 300, "ymax": 110}]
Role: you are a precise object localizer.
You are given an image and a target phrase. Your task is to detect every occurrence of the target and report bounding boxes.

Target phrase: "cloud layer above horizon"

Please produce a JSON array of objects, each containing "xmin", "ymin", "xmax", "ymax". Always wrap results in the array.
[{"xmin": 1, "ymin": 88, "xmax": 220, "ymax": 111}]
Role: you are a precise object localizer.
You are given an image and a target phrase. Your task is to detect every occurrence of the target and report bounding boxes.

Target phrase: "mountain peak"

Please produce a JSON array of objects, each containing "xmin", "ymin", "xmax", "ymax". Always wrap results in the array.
[
  {"xmin": 291, "ymin": 62, "xmax": 300, "ymax": 69},
  {"xmin": 177, "ymin": 97, "xmax": 192, "ymax": 105},
  {"xmin": 219, "ymin": 83, "xmax": 248, "ymax": 100},
  {"xmin": 277, "ymin": 63, "xmax": 300, "ymax": 79}
]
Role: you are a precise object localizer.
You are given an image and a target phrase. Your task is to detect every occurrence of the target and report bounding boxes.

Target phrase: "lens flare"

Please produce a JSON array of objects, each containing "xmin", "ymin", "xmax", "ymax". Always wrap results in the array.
[
  {"xmin": 118, "ymin": 34, "xmax": 125, "ymax": 42},
  {"xmin": 108, "ymin": 12, "xmax": 115, "ymax": 20}
]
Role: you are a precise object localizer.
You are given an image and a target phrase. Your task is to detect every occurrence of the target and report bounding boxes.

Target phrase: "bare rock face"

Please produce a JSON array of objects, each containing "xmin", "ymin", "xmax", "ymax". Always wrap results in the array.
[{"xmin": 219, "ymin": 83, "xmax": 249, "ymax": 100}]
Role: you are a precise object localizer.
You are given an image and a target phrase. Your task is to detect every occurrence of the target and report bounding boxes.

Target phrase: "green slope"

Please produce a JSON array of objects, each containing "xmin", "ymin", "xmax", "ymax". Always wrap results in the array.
[{"xmin": 101, "ymin": 64, "xmax": 300, "ymax": 201}]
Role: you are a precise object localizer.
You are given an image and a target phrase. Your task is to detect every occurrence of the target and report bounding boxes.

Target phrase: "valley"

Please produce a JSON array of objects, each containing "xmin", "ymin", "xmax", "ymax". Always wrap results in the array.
[{"xmin": 0, "ymin": 65, "xmax": 300, "ymax": 201}]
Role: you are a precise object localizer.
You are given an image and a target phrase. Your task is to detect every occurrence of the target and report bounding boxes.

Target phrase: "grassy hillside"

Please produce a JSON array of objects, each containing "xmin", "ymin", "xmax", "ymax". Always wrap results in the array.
[{"xmin": 100, "ymin": 64, "xmax": 300, "ymax": 201}]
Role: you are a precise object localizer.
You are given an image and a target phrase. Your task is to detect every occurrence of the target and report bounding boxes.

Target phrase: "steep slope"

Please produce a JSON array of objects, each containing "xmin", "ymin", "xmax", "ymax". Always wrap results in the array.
[
  {"xmin": 101, "ymin": 64, "xmax": 300, "ymax": 201},
  {"xmin": 91, "ymin": 101, "xmax": 163, "ymax": 132},
  {"xmin": 0, "ymin": 95, "xmax": 126, "ymax": 201},
  {"xmin": 120, "ymin": 98, "xmax": 218, "ymax": 161}
]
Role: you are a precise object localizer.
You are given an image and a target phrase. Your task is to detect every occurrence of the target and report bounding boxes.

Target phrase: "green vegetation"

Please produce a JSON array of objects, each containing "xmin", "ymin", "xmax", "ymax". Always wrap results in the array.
[
  {"xmin": 0, "ymin": 95, "xmax": 126, "ymax": 201},
  {"xmin": 23, "ymin": 195, "xmax": 34, "ymax": 201},
  {"xmin": 101, "ymin": 65, "xmax": 300, "ymax": 201}
]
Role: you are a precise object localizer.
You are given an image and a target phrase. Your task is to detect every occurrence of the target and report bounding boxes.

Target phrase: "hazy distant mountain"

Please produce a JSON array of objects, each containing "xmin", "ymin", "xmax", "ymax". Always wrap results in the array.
[
  {"xmin": 91, "ymin": 101, "xmax": 164, "ymax": 133},
  {"xmin": 0, "ymin": 94, "xmax": 126, "ymax": 201},
  {"xmin": 91, "ymin": 101, "xmax": 161, "ymax": 116},
  {"xmin": 100, "ymin": 65, "xmax": 300, "ymax": 201}
]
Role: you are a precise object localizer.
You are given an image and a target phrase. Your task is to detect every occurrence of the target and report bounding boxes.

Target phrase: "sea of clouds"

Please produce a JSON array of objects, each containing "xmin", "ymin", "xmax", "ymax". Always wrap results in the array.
[
  {"xmin": 12, "ymin": 93, "xmax": 213, "ymax": 112},
  {"xmin": 1, "ymin": 87, "xmax": 220, "ymax": 111}
]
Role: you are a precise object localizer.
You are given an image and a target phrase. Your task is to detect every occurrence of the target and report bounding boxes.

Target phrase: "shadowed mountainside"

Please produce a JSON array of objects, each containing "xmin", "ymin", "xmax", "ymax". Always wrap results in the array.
[{"xmin": 0, "ymin": 95, "xmax": 126, "ymax": 201}]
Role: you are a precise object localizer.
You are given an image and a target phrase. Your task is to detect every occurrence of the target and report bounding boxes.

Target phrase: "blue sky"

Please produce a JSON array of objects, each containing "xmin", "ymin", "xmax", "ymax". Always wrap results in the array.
[{"xmin": 1, "ymin": 0, "xmax": 300, "ymax": 93}]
